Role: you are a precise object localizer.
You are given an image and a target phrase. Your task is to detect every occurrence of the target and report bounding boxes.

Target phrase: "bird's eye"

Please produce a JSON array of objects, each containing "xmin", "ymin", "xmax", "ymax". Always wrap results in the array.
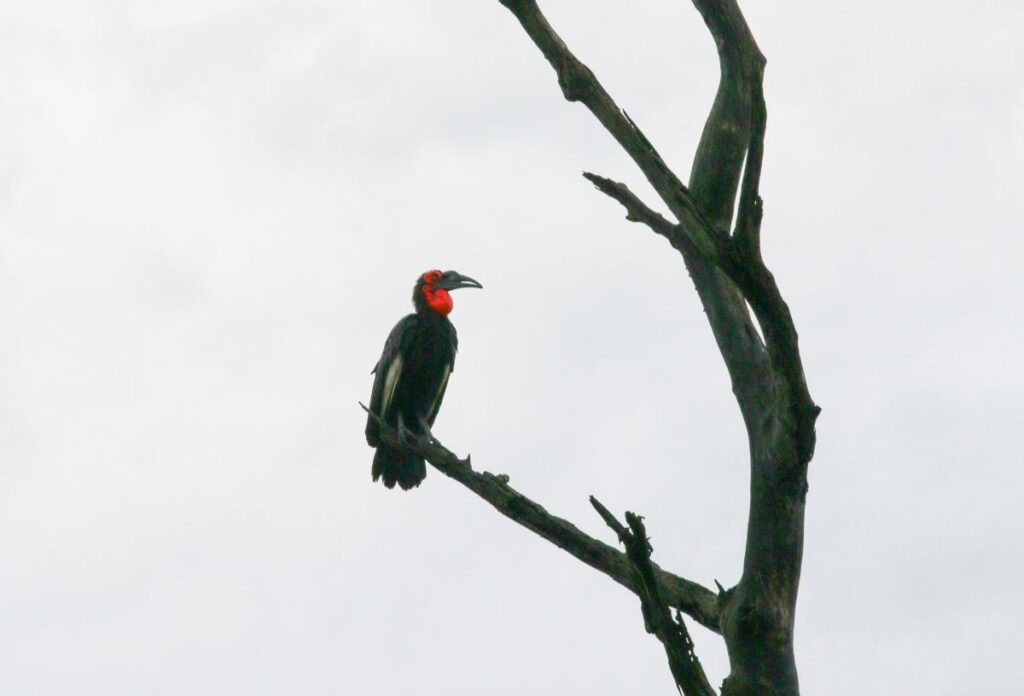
[{"xmin": 423, "ymin": 270, "xmax": 442, "ymax": 284}]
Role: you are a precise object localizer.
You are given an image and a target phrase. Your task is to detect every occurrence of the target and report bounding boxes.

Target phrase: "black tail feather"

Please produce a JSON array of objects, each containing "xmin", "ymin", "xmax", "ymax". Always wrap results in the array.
[{"xmin": 371, "ymin": 444, "xmax": 427, "ymax": 490}]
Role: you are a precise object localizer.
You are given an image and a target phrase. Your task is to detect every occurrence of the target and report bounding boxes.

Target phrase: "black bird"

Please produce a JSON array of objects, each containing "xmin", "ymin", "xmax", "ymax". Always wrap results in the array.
[{"xmin": 365, "ymin": 269, "xmax": 482, "ymax": 489}]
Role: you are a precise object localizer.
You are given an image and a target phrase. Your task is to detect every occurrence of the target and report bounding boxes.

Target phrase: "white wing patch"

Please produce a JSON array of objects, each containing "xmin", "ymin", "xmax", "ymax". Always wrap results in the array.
[
  {"xmin": 427, "ymin": 363, "xmax": 450, "ymax": 420},
  {"xmin": 380, "ymin": 354, "xmax": 403, "ymax": 415}
]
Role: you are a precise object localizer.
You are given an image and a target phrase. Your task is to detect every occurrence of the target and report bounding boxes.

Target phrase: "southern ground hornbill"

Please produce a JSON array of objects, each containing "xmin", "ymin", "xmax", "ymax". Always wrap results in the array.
[{"xmin": 365, "ymin": 269, "xmax": 482, "ymax": 489}]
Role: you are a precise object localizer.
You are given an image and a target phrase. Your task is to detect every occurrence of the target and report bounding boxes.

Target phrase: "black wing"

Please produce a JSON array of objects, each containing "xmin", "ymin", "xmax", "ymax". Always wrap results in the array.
[
  {"xmin": 365, "ymin": 314, "xmax": 418, "ymax": 447},
  {"xmin": 424, "ymin": 322, "xmax": 457, "ymax": 426},
  {"xmin": 425, "ymin": 364, "xmax": 450, "ymax": 427}
]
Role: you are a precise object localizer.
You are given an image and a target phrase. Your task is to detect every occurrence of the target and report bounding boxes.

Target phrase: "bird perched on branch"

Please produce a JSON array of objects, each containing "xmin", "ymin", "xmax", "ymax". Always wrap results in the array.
[{"xmin": 365, "ymin": 269, "xmax": 482, "ymax": 489}]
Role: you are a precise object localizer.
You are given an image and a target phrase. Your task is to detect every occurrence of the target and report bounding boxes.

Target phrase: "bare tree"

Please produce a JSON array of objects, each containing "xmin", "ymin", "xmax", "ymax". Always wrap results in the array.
[{"xmin": 367, "ymin": 1, "xmax": 819, "ymax": 694}]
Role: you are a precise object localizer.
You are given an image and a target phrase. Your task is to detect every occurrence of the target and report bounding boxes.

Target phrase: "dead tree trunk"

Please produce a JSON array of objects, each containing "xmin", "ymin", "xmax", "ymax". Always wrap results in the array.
[{"xmin": 368, "ymin": 1, "xmax": 819, "ymax": 694}]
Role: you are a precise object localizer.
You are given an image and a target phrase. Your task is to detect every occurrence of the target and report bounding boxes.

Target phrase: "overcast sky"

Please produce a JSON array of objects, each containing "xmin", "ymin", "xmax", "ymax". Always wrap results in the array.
[{"xmin": 2, "ymin": 1, "xmax": 1022, "ymax": 694}]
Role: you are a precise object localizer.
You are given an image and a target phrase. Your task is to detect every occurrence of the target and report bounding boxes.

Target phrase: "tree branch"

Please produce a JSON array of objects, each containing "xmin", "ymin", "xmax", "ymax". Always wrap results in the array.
[
  {"xmin": 716, "ymin": 74, "xmax": 820, "ymax": 464},
  {"xmin": 731, "ymin": 79, "xmax": 765, "ymax": 255},
  {"xmin": 497, "ymin": 0, "xmax": 776, "ymax": 432},
  {"xmin": 581, "ymin": 166, "xmax": 818, "ymax": 459},
  {"xmin": 582, "ymin": 172, "xmax": 692, "ymax": 252},
  {"xmin": 591, "ymin": 498, "xmax": 717, "ymax": 696},
  {"xmin": 361, "ymin": 404, "xmax": 721, "ymax": 632},
  {"xmin": 688, "ymin": 0, "xmax": 764, "ymax": 231},
  {"xmin": 497, "ymin": 0, "xmax": 726, "ymax": 262}
]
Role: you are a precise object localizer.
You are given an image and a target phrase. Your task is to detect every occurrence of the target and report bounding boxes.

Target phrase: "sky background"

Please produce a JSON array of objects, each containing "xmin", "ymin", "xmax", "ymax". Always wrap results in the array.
[{"xmin": 2, "ymin": 0, "xmax": 1023, "ymax": 694}]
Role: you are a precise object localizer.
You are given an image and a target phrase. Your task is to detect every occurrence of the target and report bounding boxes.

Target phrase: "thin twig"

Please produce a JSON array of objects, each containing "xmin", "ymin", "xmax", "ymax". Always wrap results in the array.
[{"xmin": 591, "ymin": 500, "xmax": 717, "ymax": 696}]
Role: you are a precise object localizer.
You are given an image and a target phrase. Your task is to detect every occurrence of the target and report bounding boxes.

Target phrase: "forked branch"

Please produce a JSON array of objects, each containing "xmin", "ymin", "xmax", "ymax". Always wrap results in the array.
[{"xmin": 497, "ymin": 0, "xmax": 727, "ymax": 262}]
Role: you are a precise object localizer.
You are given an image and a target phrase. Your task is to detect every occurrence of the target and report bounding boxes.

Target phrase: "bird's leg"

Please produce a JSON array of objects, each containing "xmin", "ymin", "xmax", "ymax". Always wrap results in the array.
[
  {"xmin": 397, "ymin": 413, "xmax": 415, "ymax": 446},
  {"xmin": 396, "ymin": 412, "xmax": 434, "ymax": 448},
  {"xmin": 417, "ymin": 416, "xmax": 437, "ymax": 445}
]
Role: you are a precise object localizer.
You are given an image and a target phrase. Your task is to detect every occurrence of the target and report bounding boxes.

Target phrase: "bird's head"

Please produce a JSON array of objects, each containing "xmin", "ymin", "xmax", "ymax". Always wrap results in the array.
[{"xmin": 413, "ymin": 269, "xmax": 483, "ymax": 316}]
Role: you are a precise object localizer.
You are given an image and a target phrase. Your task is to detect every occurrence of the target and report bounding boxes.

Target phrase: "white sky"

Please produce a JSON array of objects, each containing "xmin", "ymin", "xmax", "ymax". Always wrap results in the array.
[{"xmin": 2, "ymin": 1, "xmax": 1022, "ymax": 694}]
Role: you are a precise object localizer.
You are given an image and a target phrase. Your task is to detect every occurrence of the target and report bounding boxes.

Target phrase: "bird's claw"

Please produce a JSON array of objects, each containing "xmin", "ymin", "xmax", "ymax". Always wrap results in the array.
[
  {"xmin": 416, "ymin": 420, "xmax": 440, "ymax": 447},
  {"xmin": 397, "ymin": 419, "xmax": 435, "ymax": 449}
]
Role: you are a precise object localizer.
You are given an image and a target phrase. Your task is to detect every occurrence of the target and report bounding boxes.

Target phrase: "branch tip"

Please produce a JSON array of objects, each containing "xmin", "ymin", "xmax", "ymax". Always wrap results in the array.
[{"xmin": 590, "ymin": 495, "xmax": 629, "ymax": 541}]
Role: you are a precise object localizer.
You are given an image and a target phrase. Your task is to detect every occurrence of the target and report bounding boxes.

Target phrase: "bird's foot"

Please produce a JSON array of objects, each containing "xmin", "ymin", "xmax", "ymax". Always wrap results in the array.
[
  {"xmin": 397, "ymin": 418, "xmax": 435, "ymax": 448},
  {"xmin": 417, "ymin": 420, "xmax": 438, "ymax": 445}
]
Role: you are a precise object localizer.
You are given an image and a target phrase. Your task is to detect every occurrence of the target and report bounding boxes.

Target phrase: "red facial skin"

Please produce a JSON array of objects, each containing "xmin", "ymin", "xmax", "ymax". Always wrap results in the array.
[{"xmin": 421, "ymin": 270, "xmax": 453, "ymax": 316}]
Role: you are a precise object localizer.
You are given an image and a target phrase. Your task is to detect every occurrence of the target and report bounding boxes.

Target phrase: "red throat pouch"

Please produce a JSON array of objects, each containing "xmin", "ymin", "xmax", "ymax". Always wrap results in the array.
[{"xmin": 423, "ymin": 286, "xmax": 453, "ymax": 316}]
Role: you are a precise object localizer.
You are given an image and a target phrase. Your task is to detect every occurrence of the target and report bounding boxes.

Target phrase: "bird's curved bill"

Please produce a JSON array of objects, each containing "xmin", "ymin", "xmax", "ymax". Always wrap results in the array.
[{"xmin": 435, "ymin": 271, "xmax": 483, "ymax": 290}]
